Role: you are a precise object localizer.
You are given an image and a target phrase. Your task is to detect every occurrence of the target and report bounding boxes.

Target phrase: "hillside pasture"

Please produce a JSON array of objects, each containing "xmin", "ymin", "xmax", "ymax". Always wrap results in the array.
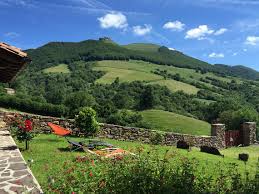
[
  {"xmin": 43, "ymin": 64, "xmax": 70, "ymax": 74},
  {"xmin": 123, "ymin": 43, "xmax": 160, "ymax": 52},
  {"xmin": 140, "ymin": 109, "xmax": 211, "ymax": 135},
  {"xmin": 93, "ymin": 60, "xmax": 242, "ymax": 94},
  {"xmin": 93, "ymin": 60, "xmax": 200, "ymax": 94}
]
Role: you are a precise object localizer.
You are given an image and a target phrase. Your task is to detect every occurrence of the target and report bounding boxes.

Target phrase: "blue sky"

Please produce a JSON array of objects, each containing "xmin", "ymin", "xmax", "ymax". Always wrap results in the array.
[{"xmin": 1, "ymin": 0, "xmax": 259, "ymax": 70}]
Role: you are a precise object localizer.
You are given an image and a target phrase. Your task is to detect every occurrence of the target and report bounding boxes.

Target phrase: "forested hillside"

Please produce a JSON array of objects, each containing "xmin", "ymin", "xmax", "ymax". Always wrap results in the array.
[
  {"xmin": 25, "ymin": 39, "xmax": 259, "ymax": 80},
  {"xmin": 0, "ymin": 38, "xmax": 258, "ymax": 136}
]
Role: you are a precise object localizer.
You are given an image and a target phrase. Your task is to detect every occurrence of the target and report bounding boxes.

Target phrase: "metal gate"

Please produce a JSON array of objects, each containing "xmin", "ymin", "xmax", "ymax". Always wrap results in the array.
[{"xmin": 225, "ymin": 130, "xmax": 242, "ymax": 147}]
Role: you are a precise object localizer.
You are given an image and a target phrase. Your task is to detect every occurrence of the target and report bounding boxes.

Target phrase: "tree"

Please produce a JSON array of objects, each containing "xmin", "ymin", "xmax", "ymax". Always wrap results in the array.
[
  {"xmin": 220, "ymin": 107, "xmax": 258, "ymax": 130},
  {"xmin": 113, "ymin": 92, "xmax": 133, "ymax": 109},
  {"xmin": 65, "ymin": 92, "xmax": 96, "ymax": 116},
  {"xmin": 139, "ymin": 86, "xmax": 158, "ymax": 110},
  {"xmin": 107, "ymin": 109, "xmax": 143, "ymax": 127}
]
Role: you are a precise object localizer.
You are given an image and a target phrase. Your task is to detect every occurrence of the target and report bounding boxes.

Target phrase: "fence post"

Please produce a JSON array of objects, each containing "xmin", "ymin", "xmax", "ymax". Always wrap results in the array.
[{"xmin": 242, "ymin": 122, "xmax": 256, "ymax": 146}]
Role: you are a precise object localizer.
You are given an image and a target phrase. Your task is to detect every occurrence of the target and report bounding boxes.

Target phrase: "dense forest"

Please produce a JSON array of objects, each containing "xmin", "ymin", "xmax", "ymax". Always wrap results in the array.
[{"xmin": 0, "ymin": 38, "xmax": 258, "ymax": 137}]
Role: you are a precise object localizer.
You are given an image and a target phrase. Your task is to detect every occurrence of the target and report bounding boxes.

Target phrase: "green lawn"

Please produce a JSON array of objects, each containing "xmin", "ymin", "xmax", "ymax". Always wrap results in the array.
[
  {"xmin": 141, "ymin": 109, "xmax": 211, "ymax": 135},
  {"xmin": 17, "ymin": 134, "xmax": 259, "ymax": 193},
  {"xmin": 43, "ymin": 64, "xmax": 70, "ymax": 74}
]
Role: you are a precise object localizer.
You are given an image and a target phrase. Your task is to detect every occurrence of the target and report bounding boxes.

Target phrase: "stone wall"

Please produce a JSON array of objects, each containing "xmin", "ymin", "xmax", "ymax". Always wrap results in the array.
[
  {"xmin": 1, "ymin": 111, "xmax": 256, "ymax": 149},
  {"xmin": 100, "ymin": 123, "xmax": 226, "ymax": 149}
]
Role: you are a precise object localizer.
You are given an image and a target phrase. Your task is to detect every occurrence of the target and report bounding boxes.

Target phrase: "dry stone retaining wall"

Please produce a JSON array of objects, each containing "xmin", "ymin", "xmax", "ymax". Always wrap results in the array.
[{"xmin": 1, "ymin": 111, "xmax": 256, "ymax": 149}]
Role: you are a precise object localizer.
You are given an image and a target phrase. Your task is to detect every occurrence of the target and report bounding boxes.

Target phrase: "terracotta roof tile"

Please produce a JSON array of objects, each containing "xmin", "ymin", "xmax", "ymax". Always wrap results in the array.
[
  {"xmin": 0, "ymin": 42, "xmax": 30, "ymax": 83},
  {"xmin": 0, "ymin": 42, "xmax": 27, "ymax": 58}
]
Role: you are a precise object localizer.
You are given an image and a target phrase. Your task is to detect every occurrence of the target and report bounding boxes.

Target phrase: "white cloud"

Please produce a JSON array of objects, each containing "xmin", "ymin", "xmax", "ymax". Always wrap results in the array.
[
  {"xmin": 168, "ymin": 47, "xmax": 175, "ymax": 50},
  {"xmin": 98, "ymin": 12, "xmax": 128, "ymax": 29},
  {"xmin": 243, "ymin": 48, "xmax": 248, "ymax": 52},
  {"xmin": 214, "ymin": 28, "xmax": 228, "ymax": 35},
  {"xmin": 163, "ymin": 20, "xmax": 185, "ymax": 31},
  {"xmin": 245, "ymin": 36, "xmax": 259, "ymax": 45},
  {"xmin": 73, "ymin": 0, "xmax": 111, "ymax": 9},
  {"xmin": 208, "ymin": 52, "xmax": 224, "ymax": 58},
  {"xmin": 0, "ymin": 0, "xmax": 35, "ymax": 7},
  {"xmin": 196, "ymin": 0, "xmax": 259, "ymax": 5},
  {"xmin": 4, "ymin": 32, "xmax": 20, "ymax": 38},
  {"xmin": 133, "ymin": 24, "xmax": 152, "ymax": 36},
  {"xmin": 232, "ymin": 52, "xmax": 238, "ymax": 56},
  {"xmin": 185, "ymin": 25, "xmax": 214, "ymax": 40}
]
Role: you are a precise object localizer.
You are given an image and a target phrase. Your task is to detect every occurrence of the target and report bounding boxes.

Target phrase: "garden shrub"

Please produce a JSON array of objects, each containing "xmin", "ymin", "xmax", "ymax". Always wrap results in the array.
[
  {"xmin": 10, "ymin": 114, "xmax": 36, "ymax": 150},
  {"xmin": 75, "ymin": 107, "xmax": 99, "ymax": 136},
  {"xmin": 46, "ymin": 149, "xmax": 259, "ymax": 194},
  {"xmin": 150, "ymin": 132, "xmax": 164, "ymax": 145}
]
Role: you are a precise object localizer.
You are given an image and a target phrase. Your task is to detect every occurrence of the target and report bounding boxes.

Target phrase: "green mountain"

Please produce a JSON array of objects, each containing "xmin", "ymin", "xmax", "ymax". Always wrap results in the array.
[
  {"xmin": 0, "ymin": 38, "xmax": 258, "ymax": 136},
  {"xmin": 26, "ymin": 40, "xmax": 210, "ymax": 72},
  {"xmin": 26, "ymin": 39, "xmax": 259, "ymax": 80},
  {"xmin": 214, "ymin": 64, "xmax": 259, "ymax": 80}
]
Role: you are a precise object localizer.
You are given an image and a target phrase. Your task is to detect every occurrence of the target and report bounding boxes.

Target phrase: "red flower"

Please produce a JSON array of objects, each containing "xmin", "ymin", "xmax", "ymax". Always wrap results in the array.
[
  {"xmin": 24, "ymin": 119, "xmax": 33, "ymax": 132},
  {"xmin": 89, "ymin": 171, "xmax": 93, "ymax": 177}
]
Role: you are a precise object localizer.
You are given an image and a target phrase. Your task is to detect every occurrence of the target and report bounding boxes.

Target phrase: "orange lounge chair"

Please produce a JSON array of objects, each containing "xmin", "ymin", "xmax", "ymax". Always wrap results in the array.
[
  {"xmin": 48, "ymin": 122, "xmax": 85, "ymax": 151},
  {"xmin": 47, "ymin": 123, "xmax": 113, "ymax": 152},
  {"xmin": 47, "ymin": 122, "xmax": 71, "ymax": 136}
]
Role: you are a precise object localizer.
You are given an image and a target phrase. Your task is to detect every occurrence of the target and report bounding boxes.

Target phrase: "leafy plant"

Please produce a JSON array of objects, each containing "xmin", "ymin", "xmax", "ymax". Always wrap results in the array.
[
  {"xmin": 150, "ymin": 132, "xmax": 164, "ymax": 145},
  {"xmin": 10, "ymin": 115, "xmax": 36, "ymax": 150},
  {"xmin": 47, "ymin": 148, "xmax": 259, "ymax": 193},
  {"xmin": 75, "ymin": 107, "xmax": 99, "ymax": 136},
  {"xmin": 107, "ymin": 109, "xmax": 143, "ymax": 127}
]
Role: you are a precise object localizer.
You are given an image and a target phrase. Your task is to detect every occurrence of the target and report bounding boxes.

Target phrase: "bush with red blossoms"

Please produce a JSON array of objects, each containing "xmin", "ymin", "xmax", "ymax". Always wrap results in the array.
[
  {"xmin": 46, "ymin": 149, "xmax": 259, "ymax": 194},
  {"xmin": 10, "ymin": 115, "xmax": 36, "ymax": 150}
]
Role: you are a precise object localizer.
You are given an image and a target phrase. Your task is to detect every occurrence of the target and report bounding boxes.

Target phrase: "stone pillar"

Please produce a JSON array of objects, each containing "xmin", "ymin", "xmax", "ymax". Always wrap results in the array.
[
  {"xmin": 211, "ymin": 124, "xmax": 226, "ymax": 149},
  {"xmin": 242, "ymin": 122, "xmax": 256, "ymax": 146}
]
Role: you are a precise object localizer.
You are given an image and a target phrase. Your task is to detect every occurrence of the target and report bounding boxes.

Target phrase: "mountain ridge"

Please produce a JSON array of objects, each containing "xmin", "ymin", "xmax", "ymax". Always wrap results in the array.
[{"xmin": 24, "ymin": 38, "xmax": 259, "ymax": 80}]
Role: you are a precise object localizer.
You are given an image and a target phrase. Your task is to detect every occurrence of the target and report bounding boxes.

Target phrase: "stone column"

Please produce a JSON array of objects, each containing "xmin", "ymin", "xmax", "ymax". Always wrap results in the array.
[
  {"xmin": 211, "ymin": 124, "xmax": 226, "ymax": 149},
  {"xmin": 242, "ymin": 122, "xmax": 256, "ymax": 146}
]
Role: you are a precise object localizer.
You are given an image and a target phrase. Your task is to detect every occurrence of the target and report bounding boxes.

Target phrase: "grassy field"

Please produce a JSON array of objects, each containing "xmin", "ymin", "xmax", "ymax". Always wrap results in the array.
[
  {"xmin": 93, "ymin": 60, "xmax": 200, "ymax": 94},
  {"xmin": 93, "ymin": 60, "xmax": 243, "ymax": 95},
  {"xmin": 43, "ymin": 64, "xmax": 70, "ymax": 74},
  {"xmin": 18, "ymin": 134, "xmax": 259, "ymax": 192},
  {"xmin": 123, "ymin": 43, "xmax": 160, "ymax": 52},
  {"xmin": 141, "ymin": 109, "xmax": 211, "ymax": 135}
]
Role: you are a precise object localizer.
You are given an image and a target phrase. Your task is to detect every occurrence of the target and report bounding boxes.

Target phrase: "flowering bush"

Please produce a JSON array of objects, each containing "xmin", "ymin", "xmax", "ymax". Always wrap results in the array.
[
  {"xmin": 46, "ymin": 149, "xmax": 259, "ymax": 193},
  {"xmin": 10, "ymin": 115, "xmax": 36, "ymax": 150}
]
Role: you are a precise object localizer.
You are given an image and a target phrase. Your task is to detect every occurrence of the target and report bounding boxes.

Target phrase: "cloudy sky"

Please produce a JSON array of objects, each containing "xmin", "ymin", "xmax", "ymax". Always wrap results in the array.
[{"xmin": 1, "ymin": 0, "xmax": 259, "ymax": 70}]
